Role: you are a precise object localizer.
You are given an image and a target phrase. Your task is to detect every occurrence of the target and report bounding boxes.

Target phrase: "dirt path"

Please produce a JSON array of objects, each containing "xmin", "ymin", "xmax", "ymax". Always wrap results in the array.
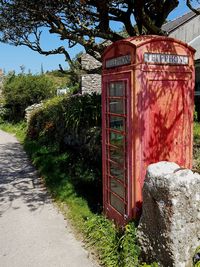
[{"xmin": 0, "ymin": 130, "xmax": 98, "ymax": 267}]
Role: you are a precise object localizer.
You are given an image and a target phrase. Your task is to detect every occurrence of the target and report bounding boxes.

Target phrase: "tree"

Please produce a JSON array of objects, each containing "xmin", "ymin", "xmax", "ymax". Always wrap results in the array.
[
  {"xmin": 0, "ymin": 0, "xmax": 199, "ymax": 69},
  {"xmin": 2, "ymin": 72, "xmax": 56, "ymax": 121}
]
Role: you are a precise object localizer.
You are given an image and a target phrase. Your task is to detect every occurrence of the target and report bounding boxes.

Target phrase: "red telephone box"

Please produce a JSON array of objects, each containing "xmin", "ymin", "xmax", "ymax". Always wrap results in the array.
[{"xmin": 102, "ymin": 35, "xmax": 195, "ymax": 225}]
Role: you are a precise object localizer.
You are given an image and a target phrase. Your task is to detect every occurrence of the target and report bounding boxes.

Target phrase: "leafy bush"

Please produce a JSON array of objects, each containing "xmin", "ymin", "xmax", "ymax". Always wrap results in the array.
[
  {"xmin": 28, "ymin": 93, "xmax": 101, "ymax": 158},
  {"xmin": 0, "ymin": 104, "xmax": 9, "ymax": 123},
  {"xmin": 2, "ymin": 72, "xmax": 56, "ymax": 121},
  {"xmin": 27, "ymin": 93, "xmax": 102, "ymax": 207}
]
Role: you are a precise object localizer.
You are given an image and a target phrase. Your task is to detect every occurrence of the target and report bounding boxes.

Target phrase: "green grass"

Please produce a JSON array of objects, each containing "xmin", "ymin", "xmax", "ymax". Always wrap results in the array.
[
  {"xmin": 194, "ymin": 122, "xmax": 200, "ymax": 170},
  {"xmin": 194, "ymin": 122, "xmax": 200, "ymax": 144},
  {"xmin": 23, "ymin": 139, "xmax": 147, "ymax": 267},
  {"xmin": 0, "ymin": 121, "xmax": 27, "ymax": 143}
]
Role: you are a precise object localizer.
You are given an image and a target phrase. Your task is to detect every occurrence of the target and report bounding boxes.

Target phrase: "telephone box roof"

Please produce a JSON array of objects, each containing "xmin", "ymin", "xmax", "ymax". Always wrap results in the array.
[{"xmin": 103, "ymin": 35, "xmax": 196, "ymax": 56}]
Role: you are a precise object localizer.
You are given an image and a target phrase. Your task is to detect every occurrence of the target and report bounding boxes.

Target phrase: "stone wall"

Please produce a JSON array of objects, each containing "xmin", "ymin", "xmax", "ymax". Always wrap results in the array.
[
  {"xmin": 80, "ymin": 54, "xmax": 102, "ymax": 71},
  {"xmin": 137, "ymin": 161, "xmax": 200, "ymax": 267},
  {"xmin": 81, "ymin": 74, "xmax": 101, "ymax": 94},
  {"xmin": 80, "ymin": 54, "xmax": 102, "ymax": 94},
  {"xmin": 25, "ymin": 102, "xmax": 43, "ymax": 123}
]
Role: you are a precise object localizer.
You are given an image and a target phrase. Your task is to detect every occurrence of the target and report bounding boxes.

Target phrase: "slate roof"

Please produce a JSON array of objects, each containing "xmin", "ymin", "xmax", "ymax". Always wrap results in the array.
[{"xmin": 162, "ymin": 8, "xmax": 200, "ymax": 33}]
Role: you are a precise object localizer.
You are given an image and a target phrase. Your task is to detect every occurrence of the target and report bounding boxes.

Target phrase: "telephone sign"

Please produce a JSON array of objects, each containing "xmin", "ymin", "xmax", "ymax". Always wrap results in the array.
[
  {"xmin": 106, "ymin": 54, "xmax": 131, "ymax": 68},
  {"xmin": 144, "ymin": 53, "xmax": 189, "ymax": 65}
]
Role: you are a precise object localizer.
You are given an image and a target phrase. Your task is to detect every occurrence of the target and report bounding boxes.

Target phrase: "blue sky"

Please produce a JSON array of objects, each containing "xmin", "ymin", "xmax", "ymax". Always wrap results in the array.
[{"xmin": 0, "ymin": 1, "xmax": 198, "ymax": 74}]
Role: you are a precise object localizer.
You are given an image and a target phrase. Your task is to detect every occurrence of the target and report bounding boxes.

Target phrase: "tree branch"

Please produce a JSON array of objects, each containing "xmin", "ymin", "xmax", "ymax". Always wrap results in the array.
[
  {"xmin": 186, "ymin": 0, "xmax": 200, "ymax": 15},
  {"xmin": 0, "ymin": 0, "xmax": 189, "ymax": 66},
  {"xmin": 141, "ymin": 9, "xmax": 167, "ymax": 35},
  {"xmin": 19, "ymin": 29, "xmax": 74, "ymax": 67}
]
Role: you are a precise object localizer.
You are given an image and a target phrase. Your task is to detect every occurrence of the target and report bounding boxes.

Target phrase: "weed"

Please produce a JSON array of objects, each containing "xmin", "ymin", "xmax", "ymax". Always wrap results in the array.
[
  {"xmin": 119, "ymin": 223, "xmax": 140, "ymax": 267},
  {"xmin": 85, "ymin": 216, "xmax": 119, "ymax": 267}
]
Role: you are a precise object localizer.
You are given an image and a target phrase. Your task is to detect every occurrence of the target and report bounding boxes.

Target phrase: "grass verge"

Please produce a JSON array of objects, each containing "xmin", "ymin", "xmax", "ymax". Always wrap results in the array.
[{"xmin": 0, "ymin": 121, "xmax": 27, "ymax": 143}]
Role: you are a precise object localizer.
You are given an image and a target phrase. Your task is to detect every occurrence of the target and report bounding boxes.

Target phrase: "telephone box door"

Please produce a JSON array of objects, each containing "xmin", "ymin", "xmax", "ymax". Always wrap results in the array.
[{"xmin": 102, "ymin": 72, "xmax": 132, "ymax": 225}]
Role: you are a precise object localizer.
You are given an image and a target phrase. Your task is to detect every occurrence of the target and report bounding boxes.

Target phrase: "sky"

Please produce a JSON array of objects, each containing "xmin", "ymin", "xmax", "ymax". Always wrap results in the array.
[{"xmin": 0, "ymin": 1, "xmax": 199, "ymax": 74}]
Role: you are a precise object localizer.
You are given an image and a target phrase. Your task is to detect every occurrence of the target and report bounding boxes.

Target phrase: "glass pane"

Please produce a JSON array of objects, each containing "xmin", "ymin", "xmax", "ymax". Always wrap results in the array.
[
  {"xmin": 109, "ymin": 82, "xmax": 125, "ymax": 97},
  {"xmin": 110, "ymin": 162, "xmax": 124, "ymax": 180},
  {"xmin": 110, "ymin": 193, "xmax": 125, "ymax": 214},
  {"xmin": 110, "ymin": 178, "xmax": 125, "ymax": 199},
  {"xmin": 110, "ymin": 146, "xmax": 124, "ymax": 165},
  {"xmin": 109, "ymin": 116, "xmax": 125, "ymax": 131},
  {"xmin": 109, "ymin": 99, "xmax": 124, "ymax": 114},
  {"xmin": 110, "ymin": 132, "xmax": 124, "ymax": 148}
]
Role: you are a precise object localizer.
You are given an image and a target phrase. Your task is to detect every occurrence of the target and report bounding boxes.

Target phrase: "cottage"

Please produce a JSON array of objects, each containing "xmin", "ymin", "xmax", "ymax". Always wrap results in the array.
[{"xmin": 162, "ymin": 8, "xmax": 200, "ymax": 103}]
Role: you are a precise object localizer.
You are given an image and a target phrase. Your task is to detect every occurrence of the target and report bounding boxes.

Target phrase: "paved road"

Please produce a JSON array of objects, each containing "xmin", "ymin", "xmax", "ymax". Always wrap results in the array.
[{"xmin": 0, "ymin": 130, "xmax": 98, "ymax": 267}]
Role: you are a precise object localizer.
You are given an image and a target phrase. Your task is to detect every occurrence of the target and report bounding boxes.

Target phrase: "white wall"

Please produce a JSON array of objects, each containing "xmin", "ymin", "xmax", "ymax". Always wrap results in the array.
[{"xmin": 169, "ymin": 15, "xmax": 200, "ymax": 60}]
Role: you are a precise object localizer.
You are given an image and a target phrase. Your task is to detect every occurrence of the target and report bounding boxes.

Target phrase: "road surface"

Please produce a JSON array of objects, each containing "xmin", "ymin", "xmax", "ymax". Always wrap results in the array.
[{"xmin": 0, "ymin": 129, "xmax": 98, "ymax": 267}]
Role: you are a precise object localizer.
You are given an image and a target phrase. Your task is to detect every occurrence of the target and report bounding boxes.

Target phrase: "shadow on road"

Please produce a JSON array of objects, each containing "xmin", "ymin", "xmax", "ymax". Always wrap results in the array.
[{"xmin": 0, "ymin": 142, "xmax": 50, "ymax": 216}]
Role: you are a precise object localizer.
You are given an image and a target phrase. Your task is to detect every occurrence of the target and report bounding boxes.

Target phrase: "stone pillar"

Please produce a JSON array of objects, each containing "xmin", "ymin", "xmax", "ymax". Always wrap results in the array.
[{"xmin": 137, "ymin": 161, "xmax": 200, "ymax": 267}]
